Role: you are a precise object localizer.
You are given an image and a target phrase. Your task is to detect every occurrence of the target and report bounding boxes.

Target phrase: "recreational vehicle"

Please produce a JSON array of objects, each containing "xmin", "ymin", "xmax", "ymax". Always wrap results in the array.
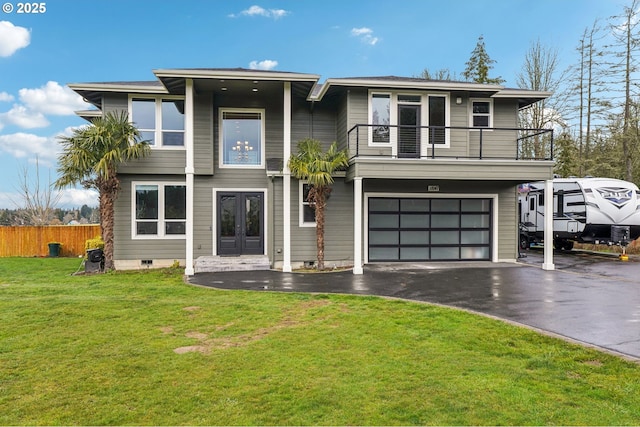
[{"xmin": 519, "ymin": 177, "xmax": 640, "ymax": 250}]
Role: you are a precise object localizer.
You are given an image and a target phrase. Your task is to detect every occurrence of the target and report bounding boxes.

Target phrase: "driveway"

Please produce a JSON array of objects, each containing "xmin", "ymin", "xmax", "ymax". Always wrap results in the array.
[{"xmin": 188, "ymin": 251, "xmax": 640, "ymax": 361}]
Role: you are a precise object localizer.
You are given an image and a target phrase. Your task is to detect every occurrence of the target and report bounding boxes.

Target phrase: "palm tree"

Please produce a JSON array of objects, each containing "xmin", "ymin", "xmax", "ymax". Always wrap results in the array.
[
  {"xmin": 288, "ymin": 139, "xmax": 349, "ymax": 270},
  {"xmin": 55, "ymin": 111, "xmax": 150, "ymax": 270}
]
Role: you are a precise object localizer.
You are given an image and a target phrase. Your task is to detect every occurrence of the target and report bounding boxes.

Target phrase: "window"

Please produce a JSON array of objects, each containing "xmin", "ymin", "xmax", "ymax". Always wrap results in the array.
[
  {"xmin": 299, "ymin": 181, "xmax": 316, "ymax": 227},
  {"xmin": 133, "ymin": 183, "xmax": 186, "ymax": 238},
  {"xmin": 470, "ymin": 100, "xmax": 493, "ymax": 128},
  {"xmin": 369, "ymin": 92, "xmax": 450, "ymax": 149},
  {"xmin": 131, "ymin": 97, "xmax": 185, "ymax": 147},
  {"xmin": 220, "ymin": 109, "xmax": 264, "ymax": 168},
  {"xmin": 428, "ymin": 96, "xmax": 447, "ymax": 145},
  {"xmin": 370, "ymin": 93, "xmax": 390, "ymax": 144}
]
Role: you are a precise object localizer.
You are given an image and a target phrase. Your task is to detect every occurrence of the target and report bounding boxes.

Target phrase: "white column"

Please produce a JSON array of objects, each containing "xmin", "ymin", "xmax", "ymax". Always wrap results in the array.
[
  {"xmin": 184, "ymin": 78, "xmax": 195, "ymax": 276},
  {"xmin": 542, "ymin": 178, "xmax": 555, "ymax": 271},
  {"xmin": 282, "ymin": 82, "xmax": 292, "ymax": 272},
  {"xmin": 353, "ymin": 177, "xmax": 363, "ymax": 275}
]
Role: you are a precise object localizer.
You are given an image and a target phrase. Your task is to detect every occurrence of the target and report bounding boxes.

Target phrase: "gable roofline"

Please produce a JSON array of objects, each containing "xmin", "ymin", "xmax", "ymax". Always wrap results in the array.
[
  {"xmin": 67, "ymin": 81, "xmax": 167, "ymax": 109},
  {"xmin": 153, "ymin": 68, "xmax": 321, "ymax": 82},
  {"xmin": 310, "ymin": 76, "xmax": 505, "ymax": 100}
]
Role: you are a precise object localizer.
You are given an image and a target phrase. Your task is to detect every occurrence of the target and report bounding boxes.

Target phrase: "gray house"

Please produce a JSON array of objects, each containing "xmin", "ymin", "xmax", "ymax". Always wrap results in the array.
[{"xmin": 69, "ymin": 68, "xmax": 556, "ymax": 275}]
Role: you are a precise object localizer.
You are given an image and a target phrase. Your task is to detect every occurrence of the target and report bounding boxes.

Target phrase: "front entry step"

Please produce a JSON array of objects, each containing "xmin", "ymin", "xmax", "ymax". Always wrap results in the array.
[{"xmin": 194, "ymin": 255, "xmax": 271, "ymax": 273}]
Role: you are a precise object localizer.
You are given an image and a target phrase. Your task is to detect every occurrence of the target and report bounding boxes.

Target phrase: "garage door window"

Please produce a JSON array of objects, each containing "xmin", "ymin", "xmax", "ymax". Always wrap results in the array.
[{"xmin": 368, "ymin": 197, "xmax": 492, "ymax": 261}]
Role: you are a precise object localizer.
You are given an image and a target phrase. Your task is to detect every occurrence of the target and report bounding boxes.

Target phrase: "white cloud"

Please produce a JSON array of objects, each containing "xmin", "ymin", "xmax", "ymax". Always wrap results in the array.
[
  {"xmin": 19, "ymin": 81, "xmax": 90, "ymax": 116},
  {"xmin": 0, "ymin": 132, "xmax": 58, "ymax": 163},
  {"xmin": 229, "ymin": 5, "xmax": 290, "ymax": 19},
  {"xmin": 249, "ymin": 59, "xmax": 278, "ymax": 70},
  {"xmin": 0, "ymin": 21, "xmax": 30, "ymax": 57},
  {"xmin": 58, "ymin": 187, "xmax": 99, "ymax": 208},
  {"xmin": 351, "ymin": 27, "xmax": 380, "ymax": 46},
  {"xmin": 0, "ymin": 105, "xmax": 49, "ymax": 129},
  {"xmin": 0, "ymin": 92, "xmax": 14, "ymax": 102}
]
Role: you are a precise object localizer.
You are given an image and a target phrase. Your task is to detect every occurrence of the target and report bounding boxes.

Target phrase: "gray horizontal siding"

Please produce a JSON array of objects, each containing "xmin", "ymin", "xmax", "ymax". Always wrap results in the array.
[
  {"xmin": 193, "ymin": 176, "xmax": 214, "ymax": 258},
  {"xmin": 194, "ymin": 93, "xmax": 214, "ymax": 175},
  {"xmin": 349, "ymin": 158, "xmax": 554, "ymax": 181},
  {"xmin": 102, "ymin": 94, "xmax": 187, "ymax": 175},
  {"xmin": 213, "ymin": 89, "xmax": 284, "ymax": 170},
  {"xmin": 103, "ymin": 94, "xmax": 128, "ymax": 113},
  {"xmin": 289, "ymin": 177, "xmax": 354, "ymax": 264},
  {"xmin": 469, "ymin": 99, "xmax": 519, "ymax": 159},
  {"xmin": 114, "ymin": 175, "xmax": 186, "ymax": 261}
]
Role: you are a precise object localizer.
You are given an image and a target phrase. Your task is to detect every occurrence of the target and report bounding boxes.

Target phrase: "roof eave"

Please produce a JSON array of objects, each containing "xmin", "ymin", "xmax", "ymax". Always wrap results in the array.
[
  {"xmin": 494, "ymin": 89, "xmax": 553, "ymax": 109},
  {"xmin": 153, "ymin": 68, "xmax": 321, "ymax": 83},
  {"xmin": 311, "ymin": 78, "xmax": 505, "ymax": 100}
]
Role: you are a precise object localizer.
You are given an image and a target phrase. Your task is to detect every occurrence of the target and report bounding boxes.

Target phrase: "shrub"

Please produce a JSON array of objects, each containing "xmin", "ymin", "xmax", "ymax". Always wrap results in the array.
[{"xmin": 85, "ymin": 236, "xmax": 104, "ymax": 252}]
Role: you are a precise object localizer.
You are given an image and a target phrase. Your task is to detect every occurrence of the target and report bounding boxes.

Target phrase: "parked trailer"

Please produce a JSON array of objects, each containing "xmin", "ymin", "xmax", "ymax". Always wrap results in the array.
[{"xmin": 519, "ymin": 177, "xmax": 640, "ymax": 250}]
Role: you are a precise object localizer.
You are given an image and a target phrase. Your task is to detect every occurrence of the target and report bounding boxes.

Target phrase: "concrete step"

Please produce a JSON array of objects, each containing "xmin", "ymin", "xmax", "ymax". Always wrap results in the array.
[{"xmin": 194, "ymin": 255, "xmax": 271, "ymax": 273}]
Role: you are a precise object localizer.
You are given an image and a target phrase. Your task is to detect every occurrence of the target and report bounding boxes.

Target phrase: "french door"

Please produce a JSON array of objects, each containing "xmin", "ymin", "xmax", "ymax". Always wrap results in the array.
[{"xmin": 217, "ymin": 192, "xmax": 264, "ymax": 255}]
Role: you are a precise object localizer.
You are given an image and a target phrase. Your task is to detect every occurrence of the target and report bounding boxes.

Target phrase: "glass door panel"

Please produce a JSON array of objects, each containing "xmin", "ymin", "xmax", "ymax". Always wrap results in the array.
[{"xmin": 398, "ymin": 105, "xmax": 420, "ymax": 158}]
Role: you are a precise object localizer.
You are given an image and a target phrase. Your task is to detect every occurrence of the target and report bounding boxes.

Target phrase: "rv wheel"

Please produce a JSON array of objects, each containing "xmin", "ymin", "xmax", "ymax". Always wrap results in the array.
[
  {"xmin": 519, "ymin": 234, "xmax": 529, "ymax": 250},
  {"xmin": 554, "ymin": 239, "xmax": 574, "ymax": 251}
]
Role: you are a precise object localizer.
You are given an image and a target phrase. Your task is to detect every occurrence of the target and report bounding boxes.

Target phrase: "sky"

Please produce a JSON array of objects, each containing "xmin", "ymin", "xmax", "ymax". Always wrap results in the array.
[{"xmin": 0, "ymin": 0, "xmax": 631, "ymax": 209}]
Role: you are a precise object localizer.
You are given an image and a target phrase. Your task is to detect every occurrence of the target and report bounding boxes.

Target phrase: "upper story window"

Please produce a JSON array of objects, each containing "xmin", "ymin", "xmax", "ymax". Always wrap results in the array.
[
  {"xmin": 131, "ymin": 97, "xmax": 185, "ymax": 148},
  {"xmin": 133, "ymin": 182, "xmax": 186, "ymax": 239},
  {"xmin": 429, "ymin": 96, "xmax": 446, "ymax": 145},
  {"xmin": 220, "ymin": 109, "xmax": 264, "ymax": 168},
  {"xmin": 369, "ymin": 92, "xmax": 450, "ymax": 149},
  {"xmin": 470, "ymin": 99, "xmax": 493, "ymax": 128},
  {"xmin": 299, "ymin": 181, "xmax": 316, "ymax": 227},
  {"xmin": 370, "ymin": 93, "xmax": 390, "ymax": 144}
]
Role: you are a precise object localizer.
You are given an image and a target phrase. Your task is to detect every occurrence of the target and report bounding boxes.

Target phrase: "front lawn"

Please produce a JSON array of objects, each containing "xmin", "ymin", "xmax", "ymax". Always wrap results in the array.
[{"xmin": 0, "ymin": 257, "xmax": 639, "ymax": 425}]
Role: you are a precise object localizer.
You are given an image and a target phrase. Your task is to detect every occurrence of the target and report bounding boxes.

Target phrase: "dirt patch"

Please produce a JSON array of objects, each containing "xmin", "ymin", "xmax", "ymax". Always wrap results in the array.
[
  {"xmin": 583, "ymin": 359, "xmax": 604, "ymax": 367},
  {"xmin": 160, "ymin": 326, "xmax": 174, "ymax": 335},
  {"xmin": 183, "ymin": 306, "xmax": 201, "ymax": 312},
  {"xmin": 185, "ymin": 331, "xmax": 208, "ymax": 340},
  {"xmin": 173, "ymin": 299, "xmax": 334, "ymax": 354},
  {"xmin": 174, "ymin": 345, "xmax": 209, "ymax": 355}
]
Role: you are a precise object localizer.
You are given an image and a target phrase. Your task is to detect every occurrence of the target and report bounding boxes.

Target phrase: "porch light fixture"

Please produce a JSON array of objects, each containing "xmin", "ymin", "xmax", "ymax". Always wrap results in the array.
[
  {"xmin": 456, "ymin": 97, "xmax": 462, "ymax": 105},
  {"xmin": 252, "ymin": 88, "xmax": 258, "ymax": 92}
]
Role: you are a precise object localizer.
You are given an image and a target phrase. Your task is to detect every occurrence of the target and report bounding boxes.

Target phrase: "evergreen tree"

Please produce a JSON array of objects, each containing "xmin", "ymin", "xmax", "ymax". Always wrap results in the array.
[{"xmin": 462, "ymin": 35, "xmax": 505, "ymax": 84}]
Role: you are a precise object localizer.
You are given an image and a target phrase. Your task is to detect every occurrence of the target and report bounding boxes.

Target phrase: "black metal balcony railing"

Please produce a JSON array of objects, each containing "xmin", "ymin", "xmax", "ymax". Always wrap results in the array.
[{"xmin": 345, "ymin": 124, "xmax": 554, "ymax": 161}]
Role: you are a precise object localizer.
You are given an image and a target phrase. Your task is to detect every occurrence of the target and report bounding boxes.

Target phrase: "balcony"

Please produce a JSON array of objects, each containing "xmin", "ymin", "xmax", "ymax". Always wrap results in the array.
[{"xmin": 344, "ymin": 124, "xmax": 555, "ymax": 181}]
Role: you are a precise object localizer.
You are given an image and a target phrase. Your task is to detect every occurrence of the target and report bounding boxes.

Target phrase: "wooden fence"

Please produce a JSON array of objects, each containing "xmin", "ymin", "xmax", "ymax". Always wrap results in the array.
[{"xmin": 0, "ymin": 225, "xmax": 101, "ymax": 257}]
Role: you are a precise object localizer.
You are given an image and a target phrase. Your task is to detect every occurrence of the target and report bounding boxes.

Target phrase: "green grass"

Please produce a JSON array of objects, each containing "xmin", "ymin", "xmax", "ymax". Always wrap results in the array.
[{"xmin": 1, "ymin": 257, "xmax": 639, "ymax": 425}]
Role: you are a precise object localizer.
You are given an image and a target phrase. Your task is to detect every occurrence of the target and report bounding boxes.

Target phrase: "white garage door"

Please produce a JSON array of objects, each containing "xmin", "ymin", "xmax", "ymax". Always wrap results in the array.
[{"xmin": 368, "ymin": 197, "xmax": 492, "ymax": 261}]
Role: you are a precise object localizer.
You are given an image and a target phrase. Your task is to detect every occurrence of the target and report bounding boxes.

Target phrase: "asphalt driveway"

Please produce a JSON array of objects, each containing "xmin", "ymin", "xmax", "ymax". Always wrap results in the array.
[{"xmin": 188, "ymin": 250, "xmax": 640, "ymax": 361}]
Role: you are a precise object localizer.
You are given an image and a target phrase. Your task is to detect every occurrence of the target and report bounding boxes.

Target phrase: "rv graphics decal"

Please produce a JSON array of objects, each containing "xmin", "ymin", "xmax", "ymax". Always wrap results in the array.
[{"xmin": 595, "ymin": 187, "xmax": 633, "ymax": 209}]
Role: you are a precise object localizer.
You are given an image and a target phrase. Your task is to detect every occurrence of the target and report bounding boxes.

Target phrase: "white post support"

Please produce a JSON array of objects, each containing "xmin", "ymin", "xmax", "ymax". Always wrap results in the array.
[
  {"xmin": 184, "ymin": 78, "xmax": 195, "ymax": 276},
  {"xmin": 282, "ymin": 82, "xmax": 292, "ymax": 272},
  {"xmin": 542, "ymin": 178, "xmax": 555, "ymax": 271},
  {"xmin": 353, "ymin": 177, "xmax": 363, "ymax": 275}
]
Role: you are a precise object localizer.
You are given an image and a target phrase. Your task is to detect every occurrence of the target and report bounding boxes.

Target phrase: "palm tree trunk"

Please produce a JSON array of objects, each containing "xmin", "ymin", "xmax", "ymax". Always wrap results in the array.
[
  {"xmin": 314, "ymin": 186, "xmax": 330, "ymax": 270},
  {"xmin": 99, "ymin": 175, "xmax": 119, "ymax": 270}
]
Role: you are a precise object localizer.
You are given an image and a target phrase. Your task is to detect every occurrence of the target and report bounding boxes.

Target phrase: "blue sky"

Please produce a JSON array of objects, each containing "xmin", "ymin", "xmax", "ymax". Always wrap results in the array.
[{"xmin": 0, "ymin": 0, "xmax": 629, "ymax": 208}]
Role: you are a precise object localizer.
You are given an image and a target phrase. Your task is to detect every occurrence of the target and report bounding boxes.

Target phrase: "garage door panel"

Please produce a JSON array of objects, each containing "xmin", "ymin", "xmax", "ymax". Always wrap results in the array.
[
  {"xmin": 368, "ymin": 197, "xmax": 492, "ymax": 262},
  {"xmin": 369, "ymin": 231, "xmax": 399, "ymax": 245},
  {"xmin": 400, "ymin": 247, "xmax": 429, "ymax": 260},
  {"xmin": 461, "ymin": 214, "xmax": 490, "ymax": 228},
  {"xmin": 370, "ymin": 247, "xmax": 399, "ymax": 261},
  {"xmin": 401, "ymin": 214, "xmax": 429, "ymax": 227},
  {"xmin": 431, "ymin": 247, "xmax": 460, "ymax": 259},
  {"xmin": 401, "ymin": 231, "xmax": 429, "ymax": 244}
]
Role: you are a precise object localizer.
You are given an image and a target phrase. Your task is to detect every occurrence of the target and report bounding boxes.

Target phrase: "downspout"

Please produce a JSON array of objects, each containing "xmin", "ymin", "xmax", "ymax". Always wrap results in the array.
[{"xmin": 184, "ymin": 78, "xmax": 195, "ymax": 275}]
